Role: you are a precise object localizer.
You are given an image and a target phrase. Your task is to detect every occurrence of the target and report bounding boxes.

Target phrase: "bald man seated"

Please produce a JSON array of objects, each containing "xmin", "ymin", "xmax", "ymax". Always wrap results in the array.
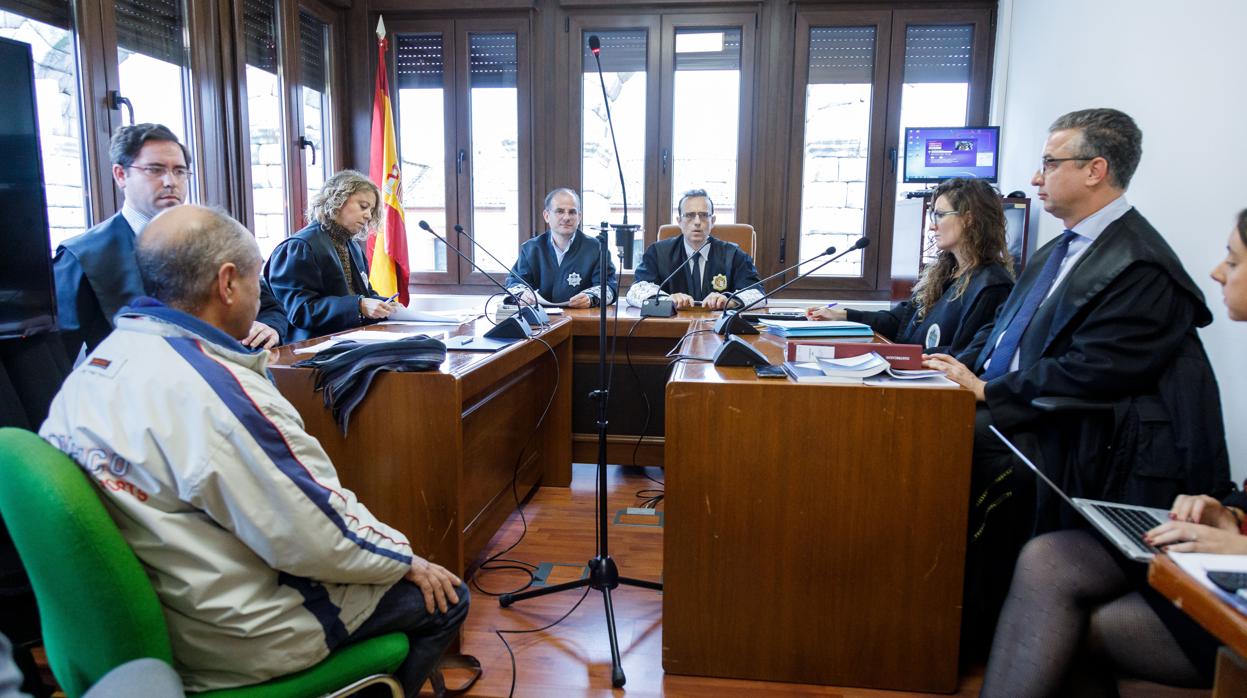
[{"xmin": 39, "ymin": 205, "xmax": 470, "ymax": 695}]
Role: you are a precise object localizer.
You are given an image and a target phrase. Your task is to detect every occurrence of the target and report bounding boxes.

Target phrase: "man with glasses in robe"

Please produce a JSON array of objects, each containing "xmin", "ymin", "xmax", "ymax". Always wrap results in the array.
[
  {"xmin": 626, "ymin": 188, "xmax": 762, "ymax": 310},
  {"xmin": 53, "ymin": 123, "xmax": 287, "ymax": 361}
]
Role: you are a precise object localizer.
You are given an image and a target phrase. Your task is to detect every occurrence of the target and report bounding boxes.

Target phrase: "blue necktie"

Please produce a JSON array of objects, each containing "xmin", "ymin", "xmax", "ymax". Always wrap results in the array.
[{"xmin": 981, "ymin": 230, "xmax": 1079, "ymax": 381}]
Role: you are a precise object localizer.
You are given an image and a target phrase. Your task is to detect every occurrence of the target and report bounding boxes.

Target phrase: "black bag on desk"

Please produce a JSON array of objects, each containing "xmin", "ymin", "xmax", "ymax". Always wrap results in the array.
[{"xmin": 293, "ymin": 335, "xmax": 447, "ymax": 436}]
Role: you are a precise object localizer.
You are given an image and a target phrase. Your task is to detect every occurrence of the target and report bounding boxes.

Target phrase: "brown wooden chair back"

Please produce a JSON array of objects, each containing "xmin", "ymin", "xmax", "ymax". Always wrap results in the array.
[{"xmin": 656, "ymin": 223, "xmax": 756, "ymax": 258}]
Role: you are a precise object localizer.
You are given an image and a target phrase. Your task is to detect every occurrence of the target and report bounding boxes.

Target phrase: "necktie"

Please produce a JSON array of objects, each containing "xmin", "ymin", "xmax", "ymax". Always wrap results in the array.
[
  {"xmin": 981, "ymin": 230, "xmax": 1079, "ymax": 381},
  {"xmin": 690, "ymin": 253, "xmax": 703, "ymax": 299}
]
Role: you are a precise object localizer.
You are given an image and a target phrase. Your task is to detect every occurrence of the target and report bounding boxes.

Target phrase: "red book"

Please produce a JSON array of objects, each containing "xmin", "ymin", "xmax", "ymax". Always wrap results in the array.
[{"xmin": 785, "ymin": 341, "xmax": 924, "ymax": 370}]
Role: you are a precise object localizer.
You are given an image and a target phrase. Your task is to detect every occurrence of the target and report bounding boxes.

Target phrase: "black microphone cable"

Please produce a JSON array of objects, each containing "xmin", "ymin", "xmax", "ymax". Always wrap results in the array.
[{"xmin": 469, "ymin": 335, "xmax": 561, "ymax": 598}]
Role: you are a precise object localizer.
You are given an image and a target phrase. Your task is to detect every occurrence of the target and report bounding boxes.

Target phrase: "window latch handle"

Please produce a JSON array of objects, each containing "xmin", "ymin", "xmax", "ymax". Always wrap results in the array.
[
  {"xmin": 661, "ymin": 148, "xmax": 669, "ymax": 175},
  {"xmin": 457, "ymin": 149, "xmax": 467, "ymax": 176},
  {"xmin": 107, "ymin": 91, "xmax": 134, "ymax": 126},
  {"xmin": 297, "ymin": 136, "xmax": 316, "ymax": 165}
]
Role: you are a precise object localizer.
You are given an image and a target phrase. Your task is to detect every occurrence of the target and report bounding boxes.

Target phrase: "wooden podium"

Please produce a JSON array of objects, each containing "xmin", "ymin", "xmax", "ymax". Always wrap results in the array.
[
  {"xmin": 268, "ymin": 317, "xmax": 573, "ymax": 577},
  {"xmin": 662, "ymin": 324, "xmax": 975, "ymax": 692}
]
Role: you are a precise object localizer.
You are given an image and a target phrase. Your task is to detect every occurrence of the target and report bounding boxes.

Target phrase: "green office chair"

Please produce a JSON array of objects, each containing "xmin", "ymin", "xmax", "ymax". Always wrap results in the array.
[{"xmin": 0, "ymin": 427, "xmax": 410, "ymax": 698}]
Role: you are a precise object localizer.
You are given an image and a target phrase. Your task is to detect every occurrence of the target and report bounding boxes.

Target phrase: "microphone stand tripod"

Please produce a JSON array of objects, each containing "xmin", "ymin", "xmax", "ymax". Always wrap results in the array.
[
  {"xmin": 499, "ymin": 224, "xmax": 661, "ymax": 688},
  {"xmin": 499, "ymin": 158, "xmax": 661, "ymax": 690}
]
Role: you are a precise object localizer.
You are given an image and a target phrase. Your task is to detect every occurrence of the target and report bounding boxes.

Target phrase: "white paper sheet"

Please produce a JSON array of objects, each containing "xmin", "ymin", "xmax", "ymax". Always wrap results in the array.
[{"xmin": 1169, "ymin": 552, "xmax": 1247, "ymax": 614}]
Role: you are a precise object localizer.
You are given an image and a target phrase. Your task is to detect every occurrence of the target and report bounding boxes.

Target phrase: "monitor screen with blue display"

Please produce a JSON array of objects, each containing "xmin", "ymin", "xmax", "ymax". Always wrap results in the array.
[{"xmin": 903, "ymin": 126, "xmax": 1000, "ymax": 184}]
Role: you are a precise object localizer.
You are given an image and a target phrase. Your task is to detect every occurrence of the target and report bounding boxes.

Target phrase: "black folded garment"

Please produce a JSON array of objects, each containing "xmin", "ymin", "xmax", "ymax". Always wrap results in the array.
[{"xmin": 292, "ymin": 334, "xmax": 447, "ymax": 436}]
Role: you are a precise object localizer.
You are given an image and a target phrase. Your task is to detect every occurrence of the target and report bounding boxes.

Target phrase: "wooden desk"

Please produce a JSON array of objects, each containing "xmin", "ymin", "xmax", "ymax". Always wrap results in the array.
[
  {"xmin": 662, "ymin": 324, "xmax": 975, "ymax": 692},
  {"xmin": 1150, "ymin": 555, "xmax": 1247, "ymax": 696},
  {"xmin": 564, "ymin": 306, "xmax": 713, "ymax": 467},
  {"xmin": 268, "ymin": 317, "xmax": 572, "ymax": 577}
]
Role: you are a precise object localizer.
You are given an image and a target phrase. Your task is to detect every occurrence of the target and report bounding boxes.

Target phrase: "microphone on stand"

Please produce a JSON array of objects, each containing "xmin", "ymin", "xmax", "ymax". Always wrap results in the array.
[
  {"xmin": 713, "ymin": 245, "xmax": 837, "ymax": 336},
  {"xmin": 417, "ymin": 220, "xmax": 533, "ymax": 346},
  {"xmin": 712, "ymin": 237, "xmax": 871, "ymax": 367},
  {"xmin": 453, "ymin": 223, "xmax": 548, "ymax": 325},
  {"xmin": 588, "ymin": 34, "xmax": 639, "ymax": 269},
  {"xmin": 638, "ymin": 254, "xmax": 701, "ymax": 318}
]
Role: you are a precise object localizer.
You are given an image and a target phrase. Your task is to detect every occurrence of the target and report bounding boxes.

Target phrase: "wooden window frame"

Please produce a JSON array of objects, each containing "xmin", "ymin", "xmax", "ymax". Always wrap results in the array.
[
  {"xmin": 781, "ymin": 6, "xmax": 994, "ymax": 299},
  {"xmin": 390, "ymin": 14, "xmax": 534, "ymax": 290}
]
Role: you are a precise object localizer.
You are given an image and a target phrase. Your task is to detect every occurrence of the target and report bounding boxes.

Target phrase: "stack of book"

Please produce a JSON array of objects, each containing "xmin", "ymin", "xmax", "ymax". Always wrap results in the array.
[
  {"xmin": 758, "ymin": 319, "xmax": 874, "ymax": 340},
  {"xmin": 781, "ymin": 352, "xmax": 954, "ymax": 387}
]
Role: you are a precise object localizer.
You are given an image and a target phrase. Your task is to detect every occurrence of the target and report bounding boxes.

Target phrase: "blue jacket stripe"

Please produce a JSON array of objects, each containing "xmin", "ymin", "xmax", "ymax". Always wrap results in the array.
[{"xmin": 278, "ymin": 572, "xmax": 351, "ymax": 649}]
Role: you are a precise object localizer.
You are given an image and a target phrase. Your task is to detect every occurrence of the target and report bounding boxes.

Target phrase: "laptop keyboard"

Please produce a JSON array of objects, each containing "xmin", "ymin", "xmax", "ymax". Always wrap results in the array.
[{"xmin": 1091, "ymin": 504, "xmax": 1164, "ymax": 554}]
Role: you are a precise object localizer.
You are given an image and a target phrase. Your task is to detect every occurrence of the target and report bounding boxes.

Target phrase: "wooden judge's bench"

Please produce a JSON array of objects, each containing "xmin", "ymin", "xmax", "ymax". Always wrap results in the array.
[{"xmin": 269, "ymin": 305, "xmax": 976, "ymax": 692}]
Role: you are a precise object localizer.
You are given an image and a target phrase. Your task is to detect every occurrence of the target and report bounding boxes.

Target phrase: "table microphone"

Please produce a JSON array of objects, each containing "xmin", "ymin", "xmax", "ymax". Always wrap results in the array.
[
  {"xmin": 710, "ymin": 237, "xmax": 870, "ymax": 367},
  {"xmin": 639, "ymin": 254, "xmax": 701, "ymax": 318},
  {"xmin": 453, "ymin": 223, "xmax": 548, "ymax": 324},
  {"xmin": 714, "ymin": 245, "xmax": 837, "ymax": 336},
  {"xmin": 417, "ymin": 220, "xmax": 533, "ymax": 344}
]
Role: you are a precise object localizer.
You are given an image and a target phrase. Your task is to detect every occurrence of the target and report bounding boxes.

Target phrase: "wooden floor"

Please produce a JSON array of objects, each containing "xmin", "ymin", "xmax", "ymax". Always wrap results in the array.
[{"xmin": 455, "ymin": 462, "xmax": 986, "ymax": 697}]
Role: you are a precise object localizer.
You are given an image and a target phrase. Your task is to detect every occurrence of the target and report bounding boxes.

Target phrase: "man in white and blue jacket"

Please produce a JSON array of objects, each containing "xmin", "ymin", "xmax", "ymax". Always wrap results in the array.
[{"xmin": 40, "ymin": 205, "xmax": 467, "ymax": 695}]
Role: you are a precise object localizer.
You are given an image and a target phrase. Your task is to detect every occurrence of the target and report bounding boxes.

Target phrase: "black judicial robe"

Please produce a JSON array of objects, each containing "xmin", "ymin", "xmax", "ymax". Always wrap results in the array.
[
  {"xmin": 54, "ymin": 213, "xmax": 144, "ymax": 359},
  {"xmin": 960, "ymin": 207, "xmax": 1229, "ymax": 513},
  {"xmin": 54, "ymin": 212, "xmax": 290, "ymax": 357},
  {"xmin": 633, "ymin": 235, "xmax": 761, "ymax": 298},
  {"xmin": 265, "ymin": 221, "xmax": 384, "ymax": 343},
  {"xmin": 505, "ymin": 230, "xmax": 618, "ymax": 304},
  {"xmin": 846, "ymin": 262, "xmax": 1013, "ymax": 356}
]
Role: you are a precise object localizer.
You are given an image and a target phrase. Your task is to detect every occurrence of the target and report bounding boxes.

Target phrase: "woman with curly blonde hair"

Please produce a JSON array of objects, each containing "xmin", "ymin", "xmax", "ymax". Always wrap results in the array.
[
  {"xmin": 265, "ymin": 170, "xmax": 398, "ymax": 342},
  {"xmin": 808, "ymin": 177, "xmax": 1014, "ymax": 355}
]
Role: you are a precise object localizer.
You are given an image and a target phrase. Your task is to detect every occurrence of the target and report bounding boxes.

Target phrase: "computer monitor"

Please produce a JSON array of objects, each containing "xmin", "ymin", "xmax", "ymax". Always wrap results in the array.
[
  {"xmin": 903, "ymin": 126, "xmax": 1000, "ymax": 184},
  {"xmin": 0, "ymin": 36, "xmax": 58, "ymax": 339}
]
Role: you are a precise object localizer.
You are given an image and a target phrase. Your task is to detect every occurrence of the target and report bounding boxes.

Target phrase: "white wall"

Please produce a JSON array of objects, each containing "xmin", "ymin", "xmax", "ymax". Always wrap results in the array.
[{"xmin": 994, "ymin": 0, "xmax": 1247, "ymax": 481}]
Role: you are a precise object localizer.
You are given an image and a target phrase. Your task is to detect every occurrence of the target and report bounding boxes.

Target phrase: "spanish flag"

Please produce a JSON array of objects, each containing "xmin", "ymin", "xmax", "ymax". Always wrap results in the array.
[{"xmin": 366, "ymin": 16, "xmax": 410, "ymax": 305}]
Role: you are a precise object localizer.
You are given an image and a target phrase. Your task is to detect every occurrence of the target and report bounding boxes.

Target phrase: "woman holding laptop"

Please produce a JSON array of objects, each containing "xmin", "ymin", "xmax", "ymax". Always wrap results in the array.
[
  {"xmin": 980, "ymin": 210, "xmax": 1247, "ymax": 696},
  {"xmin": 806, "ymin": 177, "xmax": 1014, "ymax": 355}
]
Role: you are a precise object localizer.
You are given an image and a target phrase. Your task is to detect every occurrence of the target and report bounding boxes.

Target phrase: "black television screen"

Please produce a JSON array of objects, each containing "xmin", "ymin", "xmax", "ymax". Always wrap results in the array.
[
  {"xmin": 903, "ymin": 126, "xmax": 1001, "ymax": 184},
  {"xmin": 0, "ymin": 36, "xmax": 58, "ymax": 339}
]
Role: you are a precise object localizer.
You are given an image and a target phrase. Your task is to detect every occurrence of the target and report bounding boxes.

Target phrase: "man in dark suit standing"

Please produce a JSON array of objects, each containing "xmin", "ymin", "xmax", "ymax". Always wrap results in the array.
[
  {"xmin": 53, "ymin": 124, "xmax": 287, "ymax": 361},
  {"xmin": 924, "ymin": 108, "xmax": 1228, "ymax": 650},
  {"xmin": 626, "ymin": 189, "xmax": 761, "ymax": 310}
]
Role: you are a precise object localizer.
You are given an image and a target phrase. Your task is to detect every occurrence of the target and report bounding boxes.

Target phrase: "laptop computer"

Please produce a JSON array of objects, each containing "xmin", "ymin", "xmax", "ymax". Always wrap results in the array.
[{"xmin": 989, "ymin": 425, "xmax": 1170, "ymax": 562}]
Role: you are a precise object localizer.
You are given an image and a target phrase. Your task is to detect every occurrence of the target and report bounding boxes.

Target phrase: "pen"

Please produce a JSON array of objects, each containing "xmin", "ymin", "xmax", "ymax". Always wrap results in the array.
[
  {"xmin": 825, "ymin": 302, "xmax": 838, "ymax": 309},
  {"xmin": 384, "ymin": 293, "xmax": 399, "ymax": 303}
]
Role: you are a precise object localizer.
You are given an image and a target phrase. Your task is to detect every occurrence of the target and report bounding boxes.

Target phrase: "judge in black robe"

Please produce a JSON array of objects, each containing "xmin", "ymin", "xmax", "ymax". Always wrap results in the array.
[
  {"xmin": 506, "ymin": 230, "xmax": 618, "ymax": 306},
  {"xmin": 265, "ymin": 220, "xmax": 389, "ymax": 343}
]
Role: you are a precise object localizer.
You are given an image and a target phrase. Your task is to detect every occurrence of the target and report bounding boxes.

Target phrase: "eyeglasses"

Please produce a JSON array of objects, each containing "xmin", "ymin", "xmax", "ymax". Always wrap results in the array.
[
  {"xmin": 928, "ymin": 209, "xmax": 959, "ymax": 224},
  {"xmin": 128, "ymin": 164, "xmax": 193, "ymax": 181},
  {"xmin": 680, "ymin": 211, "xmax": 711, "ymax": 221},
  {"xmin": 1038, "ymin": 156, "xmax": 1096, "ymax": 174}
]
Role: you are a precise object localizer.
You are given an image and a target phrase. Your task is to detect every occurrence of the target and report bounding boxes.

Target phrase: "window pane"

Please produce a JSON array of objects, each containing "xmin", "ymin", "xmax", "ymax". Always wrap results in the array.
[
  {"xmin": 242, "ymin": 0, "xmax": 286, "ymax": 258},
  {"xmin": 299, "ymin": 10, "xmax": 331, "ymax": 203},
  {"xmin": 896, "ymin": 24, "xmax": 972, "ymax": 198},
  {"xmin": 581, "ymin": 29, "xmax": 646, "ymax": 271},
  {"xmin": 468, "ymin": 32, "xmax": 518, "ymax": 273},
  {"xmin": 115, "ymin": 0, "xmax": 192, "ymax": 154},
  {"xmin": 396, "ymin": 32, "xmax": 448, "ymax": 273},
  {"xmin": 797, "ymin": 26, "xmax": 875, "ymax": 277},
  {"xmin": 671, "ymin": 28, "xmax": 740, "ymax": 225},
  {"xmin": 1, "ymin": 5, "xmax": 90, "ymax": 247}
]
